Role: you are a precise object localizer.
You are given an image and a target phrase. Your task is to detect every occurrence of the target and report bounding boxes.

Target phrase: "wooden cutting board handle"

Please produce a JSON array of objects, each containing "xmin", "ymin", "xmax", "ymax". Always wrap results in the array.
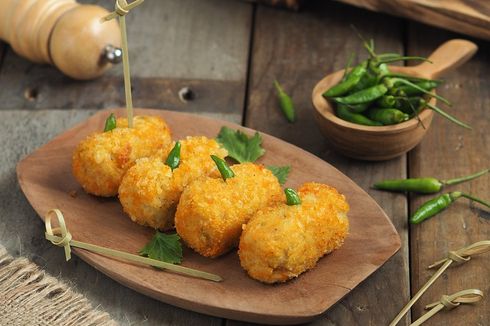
[{"xmin": 410, "ymin": 39, "xmax": 478, "ymax": 79}]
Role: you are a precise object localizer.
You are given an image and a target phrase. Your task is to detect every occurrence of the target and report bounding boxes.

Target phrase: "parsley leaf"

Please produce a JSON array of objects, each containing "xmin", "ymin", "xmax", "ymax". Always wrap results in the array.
[
  {"xmin": 139, "ymin": 231, "xmax": 183, "ymax": 264},
  {"xmin": 267, "ymin": 165, "xmax": 291, "ymax": 185},
  {"xmin": 216, "ymin": 127, "xmax": 265, "ymax": 163}
]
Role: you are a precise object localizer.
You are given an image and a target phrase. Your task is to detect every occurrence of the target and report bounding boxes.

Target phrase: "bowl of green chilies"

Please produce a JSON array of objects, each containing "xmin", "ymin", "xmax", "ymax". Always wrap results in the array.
[{"xmin": 312, "ymin": 39, "xmax": 477, "ymax": 161}]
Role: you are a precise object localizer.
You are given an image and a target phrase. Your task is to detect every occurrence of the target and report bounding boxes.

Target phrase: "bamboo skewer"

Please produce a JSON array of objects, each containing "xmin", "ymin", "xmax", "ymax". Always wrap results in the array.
[
  {"xmin": 411, "ymin": 289, "xmax": 483, "ymax": 326},
  {"xmin": 45, "ymin": 209, "xmax": 222, "ymax": 282},
  {"xmin": 390, "ymin": 240, "xmax": 490, "ymax": 325},
  {"xmin": 101, "ymin": 0, "xmax": 144, "ymax": 128}
]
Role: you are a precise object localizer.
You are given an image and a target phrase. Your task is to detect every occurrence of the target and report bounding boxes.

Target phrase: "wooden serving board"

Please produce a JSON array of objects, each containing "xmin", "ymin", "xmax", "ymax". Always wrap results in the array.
[
  {"xmin": 334, "ymin": 0, "xmax": 490, "ymax": 40},
  {"xmin": 16, "ymin": 108, "xmax": 400, "ymax": 325}
]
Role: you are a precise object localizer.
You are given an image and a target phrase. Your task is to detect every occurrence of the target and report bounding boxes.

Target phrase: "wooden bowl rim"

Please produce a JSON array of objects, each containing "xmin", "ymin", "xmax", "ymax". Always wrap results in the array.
[{"xmin": 312, "ymin": 67, "xmax": 435, "ymax": 134}]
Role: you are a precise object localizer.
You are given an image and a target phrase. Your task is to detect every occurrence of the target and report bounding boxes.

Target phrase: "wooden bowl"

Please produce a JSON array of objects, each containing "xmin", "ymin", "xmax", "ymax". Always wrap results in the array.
[{"xmin": 312, "ymin": 39, "xmax": 478, "ymax": 161}]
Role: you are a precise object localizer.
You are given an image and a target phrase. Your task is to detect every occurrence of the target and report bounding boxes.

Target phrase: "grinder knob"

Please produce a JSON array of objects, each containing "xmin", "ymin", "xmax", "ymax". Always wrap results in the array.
[{"xmin": 50, "ymin": 5, "xmax": 121, "ymax": 80}]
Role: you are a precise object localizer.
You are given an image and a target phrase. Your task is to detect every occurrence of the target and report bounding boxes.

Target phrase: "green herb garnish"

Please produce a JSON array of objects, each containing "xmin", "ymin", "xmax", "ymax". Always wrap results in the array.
[
  {"xmin": 139, "ymin": 231, "xmax": 183, "ymax": 264},
  {"xmin": 267, "ymin": 165, "xmax": 291, "ymax": 185},
  {"xmin": 216, "ymin": 127, "xmax": 265, "ymax": 163}
]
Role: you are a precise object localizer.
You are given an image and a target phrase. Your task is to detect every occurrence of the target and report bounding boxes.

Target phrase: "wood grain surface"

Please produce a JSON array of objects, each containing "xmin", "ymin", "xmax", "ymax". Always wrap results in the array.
[
  {"xmin": 17, "ymin": 108, "xmax": 400, "ymax": 325},
  {"xmin": 0, "ymin": 0, "xmax": 252, "ymax": 120},
  {"xmin": 407, "ymin": 24, "xmax": 490, "ymax": 326},
  {"xmin": 0, "ymin": 0, "xmax": 488, "ymax": 325},
  {"xmin": 238, "ymin": 2, "xmax": 410, "ymax": 325},
  {"xmin": 333, "ymin": 0, "xmax": 490, "ymax": 40}
]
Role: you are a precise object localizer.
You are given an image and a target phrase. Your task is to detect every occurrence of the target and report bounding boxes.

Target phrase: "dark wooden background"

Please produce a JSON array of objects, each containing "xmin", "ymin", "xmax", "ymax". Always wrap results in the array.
[{"xmin": 0, "ymin": 0, "xmax": 488, "ymax": 325}]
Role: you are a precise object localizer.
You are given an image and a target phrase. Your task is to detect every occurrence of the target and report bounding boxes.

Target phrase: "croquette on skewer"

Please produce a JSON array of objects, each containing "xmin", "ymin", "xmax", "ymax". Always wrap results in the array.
[
  {"xmin": 175, "ymin": 163, "xmax": 284, "ymax": 258},
  {"xmin": 72, "ymin": 115, "xmax": 172, "ymax": 197},
  {"xmin": 118, "ymin": 136, "xmax": 228, "ymax": 230},
  {"xmin": 239, "ymin": 183, "xmax": 349, "ymax": 283}
]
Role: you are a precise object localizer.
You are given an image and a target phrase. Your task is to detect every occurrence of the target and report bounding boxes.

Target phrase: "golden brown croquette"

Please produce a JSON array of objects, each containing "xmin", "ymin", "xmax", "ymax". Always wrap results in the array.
[
  {"xmin": 72, "ymin": 115, "xmax": 171, "ymax": 197},
  {"xmin": 118, "ymin": 136, "xmax": 228, "ymax": 230},
  {"xmin": 175, "ymin": 163, "xmax": 284, "ymax": 258},
  {"xmin": 238, "ymin": 182, "xmax": 349, "ymax": 283}
]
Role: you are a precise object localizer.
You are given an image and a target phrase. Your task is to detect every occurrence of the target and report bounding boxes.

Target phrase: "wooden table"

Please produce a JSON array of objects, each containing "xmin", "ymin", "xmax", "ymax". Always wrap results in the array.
[{"xmin": 0, "ymin": 1, "xmax": 488, "ymax": 325}]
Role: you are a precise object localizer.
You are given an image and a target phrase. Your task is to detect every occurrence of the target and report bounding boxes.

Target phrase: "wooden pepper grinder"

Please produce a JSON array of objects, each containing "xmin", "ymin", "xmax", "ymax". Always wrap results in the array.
[{"xmin": 0, "ymin": 0, "xmax": 122, "ymax": 80}]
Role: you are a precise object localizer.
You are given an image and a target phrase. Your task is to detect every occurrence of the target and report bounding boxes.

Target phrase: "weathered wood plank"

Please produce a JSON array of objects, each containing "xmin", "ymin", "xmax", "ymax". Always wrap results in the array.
[
  {"xmin": 0, "ymin": 109, "xmax": 223, "ymax": 326},
  {"xmin": 230, "ymin": 2, "xmax": 410, "ymax": 325},
  {"xmin": 0, "ymin": 73, "xmax": 243, "ymax": 123},
  {"xmin": 333, "ymin": 0, "xmax": 490, "ymax": 40},
  {"xmin": 407, "ymin": 24, "xmax": 490, "ymax": 325},
  {"xmin": 0, "ymin": 0, "xmax": 252, "ymax": 121}
]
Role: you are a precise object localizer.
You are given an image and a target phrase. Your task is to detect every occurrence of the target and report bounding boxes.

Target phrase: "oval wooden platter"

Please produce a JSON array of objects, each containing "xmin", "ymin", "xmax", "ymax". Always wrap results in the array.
[{"xmin": 16, "ymin": 108, "xmax": 401, "ymax": 325}]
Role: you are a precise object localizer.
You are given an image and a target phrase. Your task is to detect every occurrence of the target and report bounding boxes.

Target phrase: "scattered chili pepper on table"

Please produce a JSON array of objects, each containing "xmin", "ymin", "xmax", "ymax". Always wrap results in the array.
[
  {"xmin": 410, "ymin": 191, "xmax": 490, "ymax": 224},
  {"xmin": 273, "ymin": 80, "xmax": 296, "ymax": 123},
  {"xmin": 373, "ymin": 168, "xmax": 489, "ymax": 193}
]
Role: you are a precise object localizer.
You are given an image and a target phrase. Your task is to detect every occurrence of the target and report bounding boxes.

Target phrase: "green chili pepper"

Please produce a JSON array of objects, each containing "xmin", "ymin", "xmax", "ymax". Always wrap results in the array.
[
  {"xmin": 368, "ymin": 108, "xmax": 409, "ymax": 125},
  {"xmin": 165, "ymin": 141, "xmax": 181, "ymax": 171},
  {"xmin": 410, "ymin": 191, "xmax": 490, "ymax": 224},
  {"xmin": 274, "ymin": 80, "xmax": 296, "ymax": 123},
  {"xmin": 384, "ymin": 78, "xmax": 450, "ymax": 105},
  {"xmin": 104, "ymin": 113, "xmax": 117, "ymax": 132},
  {"xmin": 336, "ymin": 105, "xmax": 382, "ymax": 126},
  {"xmin": 211, "ymin": 155, "xmax": 235, "ymax": 181},
  {"xmin": 397, "ymin": 96, "xmax": 425, "ymax": 114},
  {"xmin": 376, "ymin": 95, "xmax": 397, "ymax": 108},
  {"xmin": 324, "ymin": 63, "xmax": 367, "ymax": 97},
  {"xmin": 391, "ymin": 80, "xmax": 442, "ymax": 97},
  {"xmin": 344, "ymin": 102, "xmax": 370, "ymax": 113},
  {"xmin": 349, "ymin": 67, "xmax": 378, "ymax": 93},
  {"xmin": 285, "ymin": 188, "xmax": 301, "ymax": 205},
  {"xmin": 334, "ymin": 84, "xmax": 388, "ymax": 105},
  {"xmin": 376, "ymin": 63, "xmax": 390, "ymax": 80},
  {"xmin": 373, "ymin": 168, "xmax": 489, "ymax": 194}
]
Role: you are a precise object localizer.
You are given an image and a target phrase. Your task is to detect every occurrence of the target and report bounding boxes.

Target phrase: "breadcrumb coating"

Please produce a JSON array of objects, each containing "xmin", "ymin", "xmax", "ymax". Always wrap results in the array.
[
  {"xmin": 238, "ymin": 182, "xmax": 349, "ymax": 283},
  {"xmin": 118, "ymin": 136, "xmax": 228, "ymax": 230},
  {"xmin": 72, "ymin": 115, "xmax": 171, "ymax": 197},
  {"xmin": 175, "ymin": 163, "xmax": 284, "ymax": 258}
]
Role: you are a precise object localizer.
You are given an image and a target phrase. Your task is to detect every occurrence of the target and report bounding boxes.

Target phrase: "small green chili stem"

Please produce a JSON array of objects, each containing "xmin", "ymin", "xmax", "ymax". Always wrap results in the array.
[
  {"xmin": 377, "ymin": 56, "xmax": 432, "ymax": 64},
  {"xmin": 165, "ymin": 141, "xmax": 181, "ymax": 171},
  {"xmin": 104, "ymin": 113, "xmax": 117, "ymax": 132},
  {"xmin": 341, "ymin": 52, "xmax": 356, "ymax": 82},
  {"xmin": 211, "ymin": 155, "xmax": 235, "ymax": 181},
  {"xmin": 350, "ymin": 25, "xmax": 377, "ymax": 58},
  {"xmin": 386, "ymin": 78, "xmax": 451, "ymax": 106},
  {"xmin": 404, "ymin": 97, "xmax": 426, "ymax": 129},
  {"xmin": 460, "ymin": 192, "xmax": 490, "ymax": 208},
  {"xmin": 381, "ymin": 73, "xmax": 442, "ymax": 84},
  {"xmin": 274, "ymin": 80, "xmax": 296, "ymax": 123},
  {"xmin": 443, "ymin": 168, "xmax": 489, "ymax": 186},
  {"xmin": 285, "ymin": 188, "xmax": 301, "ymax": 205},
  {"xmin": 425, "ymin": 102, "xmax": 471, "ymax": 130}
]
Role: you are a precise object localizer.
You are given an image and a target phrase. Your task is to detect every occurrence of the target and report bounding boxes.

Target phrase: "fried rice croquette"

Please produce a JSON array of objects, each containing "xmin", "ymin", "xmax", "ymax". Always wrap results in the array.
[
  {"xmin": 238, "ymin": 182, "xmax": 349, "ymax": 283},
  {"xmin": 118, "ymin": 136, "xmax": 228, "ymax": 230},
  {"xmin": 72, "ymin": 115, "xmax": 171, "ymax": 197},
  {"xmin": 175, "ymin": 163, "xmax": 284, "ymax": 258}
]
